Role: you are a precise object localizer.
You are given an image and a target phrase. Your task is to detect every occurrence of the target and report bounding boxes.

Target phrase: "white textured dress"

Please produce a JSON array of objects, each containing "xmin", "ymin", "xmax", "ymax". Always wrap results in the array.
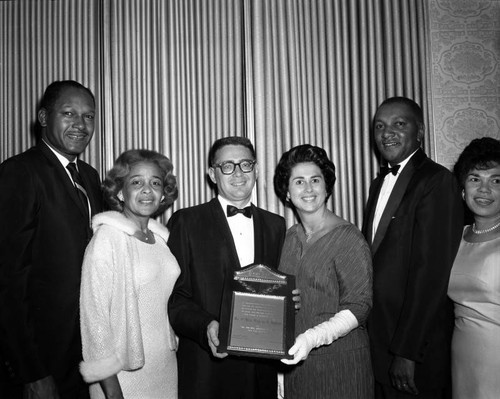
[
  {"xmin": 448, "ymin": 231, "xmax": 500, "ymax": 399},
  {"xmin": 80, "ymin": 211, "xmax": 180, "ymax": 399},
  {"xmin": 116, "ymin": 239, "xmax": 178, "ymax": 398}
]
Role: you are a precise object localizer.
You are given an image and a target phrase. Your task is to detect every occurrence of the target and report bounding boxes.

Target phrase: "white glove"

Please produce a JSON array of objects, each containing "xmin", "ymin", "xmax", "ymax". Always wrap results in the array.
[{"xmin": 281, "ymin": 309, "xmax": 358, "ymax": 365}]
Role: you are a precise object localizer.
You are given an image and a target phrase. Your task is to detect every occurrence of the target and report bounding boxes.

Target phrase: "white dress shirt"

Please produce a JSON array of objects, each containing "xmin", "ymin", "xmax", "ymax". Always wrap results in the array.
[
  {"xmin": 218, "ymin": 195, "xmax": 255, "ymax": 268},
  {"xmin": 43, "ymin": 139, "xmax": 74, "ymax": 181},
  {"xmin": 372, "ymin": 149, "xmax": 419, "ymax": 242}
]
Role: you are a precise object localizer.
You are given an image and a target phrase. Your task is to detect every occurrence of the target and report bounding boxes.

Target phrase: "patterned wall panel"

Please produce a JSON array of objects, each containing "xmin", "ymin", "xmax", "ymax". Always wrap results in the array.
[{"xmin": 429, "ymin": 0, "xmax": 500, "ymax": 169}]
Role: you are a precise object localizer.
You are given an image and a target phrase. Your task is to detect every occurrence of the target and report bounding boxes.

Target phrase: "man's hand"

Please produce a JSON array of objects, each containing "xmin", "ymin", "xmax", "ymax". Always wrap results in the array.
[
  {"xmin": 99, "ymin": 375, "xmax": 124, "ymax": 399},
  {"xmin": 389, "ymin": 355, "xmax": 419, "ymax": 395},
  {"xmin": 292, "ymin": 288, "xmax": 301, "ymax": 312},
  {"xmin": 207, "ymin": 320, "xmax": 228, "ymax": 359},
  {"xmin": 23, "ymin": 375, "xmax": 60, "ymax": 399}
]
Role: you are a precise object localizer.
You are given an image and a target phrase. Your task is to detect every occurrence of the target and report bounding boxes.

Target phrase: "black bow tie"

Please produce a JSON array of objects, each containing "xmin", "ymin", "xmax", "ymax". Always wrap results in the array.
[
  {"xmin": 380, "ymin": 164, "xmax": 401, "ymax": 177},
  {"xmin": 227, "ymin": 205, "xmax": 252, "ymax": 218}
]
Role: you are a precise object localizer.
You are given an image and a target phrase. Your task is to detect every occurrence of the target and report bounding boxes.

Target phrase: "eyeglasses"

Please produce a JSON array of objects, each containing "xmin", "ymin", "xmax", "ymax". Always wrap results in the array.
[{"xmin": 213, "ymin": 160, "xmax": 256, "ymax": 175}]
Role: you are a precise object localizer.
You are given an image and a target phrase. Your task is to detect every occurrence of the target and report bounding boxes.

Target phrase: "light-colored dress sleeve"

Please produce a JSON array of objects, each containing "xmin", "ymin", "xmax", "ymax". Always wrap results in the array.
[
  {"xmin": 79, "ymin": 225, "xmax": 144, "ymax": 383},
  {"xmin": 80, "ymin": 228, "xmax": 123, "ymax": 382}
]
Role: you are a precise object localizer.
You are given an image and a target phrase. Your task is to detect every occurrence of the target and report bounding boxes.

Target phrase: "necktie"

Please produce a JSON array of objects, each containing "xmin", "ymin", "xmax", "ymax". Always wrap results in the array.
[
  {"xmin": 227, "ymin": 205, "xmax": 252, "ymax": 218},
  {"xmin": 66, "ymin": 162, "xmax": 90, "ymax": 220},
  {"xmin": 380, "ymin": 164, "xmax": 400, "ymax": 177}
]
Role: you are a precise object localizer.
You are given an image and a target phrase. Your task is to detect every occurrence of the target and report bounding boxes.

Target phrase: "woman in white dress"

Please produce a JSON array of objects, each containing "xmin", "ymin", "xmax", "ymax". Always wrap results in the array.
[
  {"xmin": 448, "ymin": 137, "xmax": 500, "ymax": 399},
  {"xmin": 80, "ymin": 149, "xmax": 180, "ymax": 399}
]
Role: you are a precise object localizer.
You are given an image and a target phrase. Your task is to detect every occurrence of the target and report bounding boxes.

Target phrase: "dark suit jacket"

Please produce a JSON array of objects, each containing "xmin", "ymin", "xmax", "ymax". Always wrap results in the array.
[
  {"xmin": 0, "ymin": 141, "xmax": 103, "ymax": 397},
  {"xmin": 167, "ymin": 198, "xmax": 286, "ymax": 399},
  {"xmin": 362, "ymin": 149, "xmax": 463, "ymax": 390}
]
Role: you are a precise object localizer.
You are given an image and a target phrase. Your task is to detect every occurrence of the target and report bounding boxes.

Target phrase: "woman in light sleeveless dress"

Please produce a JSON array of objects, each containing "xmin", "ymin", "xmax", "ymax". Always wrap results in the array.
[{"xmin": 448, "ymin": 138, "xmax": 500, "ymax": 399}]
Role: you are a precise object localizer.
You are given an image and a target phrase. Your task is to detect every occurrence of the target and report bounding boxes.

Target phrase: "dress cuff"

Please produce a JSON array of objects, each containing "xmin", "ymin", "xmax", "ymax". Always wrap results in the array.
[{"xmin": 79, "ymin": 353, "xmax": 122, "ymax": 383}]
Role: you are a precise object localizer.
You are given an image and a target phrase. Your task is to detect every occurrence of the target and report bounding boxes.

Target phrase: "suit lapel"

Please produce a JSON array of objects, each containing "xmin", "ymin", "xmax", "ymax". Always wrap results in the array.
[
  {"xmin": 364, "ymin": 176, "xmax": 385, "ymax": 245},
  {"xmin": 371, "ymin": 149, "xmax": 425, "ymax": 255},
  {"xmin": 209, "ymin": 199, "xmax": 241, "ymax": 270},
  {"xmin": 77, "ymin": 160, "xmax": 98, "ymax": 216},
  {"xmin": 38, "ymin": 142, "xmax": 90, "ymax": 221},
  {"xmin": 252, "ymin": 205, "xmax": 264, "ymax": 263}
]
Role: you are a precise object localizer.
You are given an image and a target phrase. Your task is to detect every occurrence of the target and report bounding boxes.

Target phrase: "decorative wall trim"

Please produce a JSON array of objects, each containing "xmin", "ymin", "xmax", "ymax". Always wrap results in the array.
[{"xmin": 429, "ymin": 0, "xmax": 500, "ymax": 169}]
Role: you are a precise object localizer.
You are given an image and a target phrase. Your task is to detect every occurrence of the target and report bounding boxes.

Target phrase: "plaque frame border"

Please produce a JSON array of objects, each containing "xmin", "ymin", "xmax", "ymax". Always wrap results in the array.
[{"xmin": 217, "ymin": 263, "xmax": 295, "ymax": 360}]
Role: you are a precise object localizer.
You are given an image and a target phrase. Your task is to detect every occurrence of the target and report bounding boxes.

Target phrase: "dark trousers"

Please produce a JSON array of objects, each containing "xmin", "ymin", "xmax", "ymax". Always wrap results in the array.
[
  {"xmin": 0, "ymin": 379, "xmax": 89, "ymax": 399},
  {"xmin": 375, "ymin": 381, "xmax": 450, "ymax": 399}
]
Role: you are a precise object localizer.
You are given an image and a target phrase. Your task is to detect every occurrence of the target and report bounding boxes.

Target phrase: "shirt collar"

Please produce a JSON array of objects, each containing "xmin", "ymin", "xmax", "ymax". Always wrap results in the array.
[
  {"xmin": 389, "ymin": 148, "xmax": 419, "ymax": 175},
  {"xmin": 217, "ymin": 195, "xmax": 252, "ymax": 215},
  {"xmin": 42, "ymin": 139, "xmax": 76, "ymax": 168}
]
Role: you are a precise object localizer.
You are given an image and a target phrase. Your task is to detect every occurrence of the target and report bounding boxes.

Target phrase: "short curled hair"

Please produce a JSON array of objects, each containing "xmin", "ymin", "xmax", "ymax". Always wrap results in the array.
[
  {"xmin": 208, "ymin": 136, "xmax": 256, "ymax": 167},
  {"xmin": 103, "ymin": 149, "xmax": 178, "ymax": 216},
  {"xmin": 274, "ymin": 144, "xmax": 336, "ymax": 207},
  {"xmin": 377, "ymin": 96, "xmax": 423, "ymax": 126},
  {"xmin": 454, "ymin": 137, "xmax": 500, "ymax": 189},
  {"xmin": 40, "ymin": 80, "xmax": 95, "ymax": 111}
]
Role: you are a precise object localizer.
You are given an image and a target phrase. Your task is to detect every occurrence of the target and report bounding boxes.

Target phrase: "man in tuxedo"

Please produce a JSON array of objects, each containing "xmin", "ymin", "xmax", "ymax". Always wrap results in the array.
[
  {"xmin": 0, "ymin": 80, "xmax": 103, "ymax": 398},
  {"xmin": 362, "ymin": 97, "xmax": 463, "ymax": 398},
  {"xmin": 167, "ymin": 136, "xmax": 286, "ymax": 399}
]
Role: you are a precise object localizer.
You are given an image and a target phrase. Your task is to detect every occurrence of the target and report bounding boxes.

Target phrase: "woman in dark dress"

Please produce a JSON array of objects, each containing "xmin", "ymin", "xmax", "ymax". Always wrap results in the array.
[{"xmin": 275, "ymin": 144, "xmax": 373, "ymax": 399}]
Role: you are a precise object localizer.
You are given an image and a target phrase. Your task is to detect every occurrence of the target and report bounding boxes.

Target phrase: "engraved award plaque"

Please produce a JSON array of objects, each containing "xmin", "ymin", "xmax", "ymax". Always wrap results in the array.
[{"xmin": 217, "ymin": 263, "xmax": 295, "ymax": 359}]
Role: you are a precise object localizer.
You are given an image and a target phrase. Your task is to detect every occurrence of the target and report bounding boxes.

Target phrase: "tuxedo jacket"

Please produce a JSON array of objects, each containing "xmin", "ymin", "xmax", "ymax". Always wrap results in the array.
[
  {"xmin": 362, "ymin": 149, "xmax": 463, "ymax": 390},
  {"xmin": 167, "ymin": 198, "xmax": 286, "ymax": 399},
  {"xmin": 0, "ymin": 141, "xmax": 103, "ymax": 396}
]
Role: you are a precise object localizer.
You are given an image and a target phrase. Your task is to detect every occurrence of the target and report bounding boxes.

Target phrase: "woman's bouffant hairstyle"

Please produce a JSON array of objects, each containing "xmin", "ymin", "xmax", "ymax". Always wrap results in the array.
[
  {"xmin": 103, "ymin": 149, "xmax": 178, "ymax": 216},
  {"xmin": 453, "ymin": 137, "xmax": 500, "ymax": 189},
  {"xmin": 274, "ymin": 144, "xmax": 336, "ymax": 207}
]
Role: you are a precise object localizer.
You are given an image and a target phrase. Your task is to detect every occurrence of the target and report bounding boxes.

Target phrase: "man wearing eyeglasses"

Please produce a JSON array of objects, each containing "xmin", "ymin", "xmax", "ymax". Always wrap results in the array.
[{"xmin": 167, "ymin": 136, "xmax": 286, "ymax": 399}]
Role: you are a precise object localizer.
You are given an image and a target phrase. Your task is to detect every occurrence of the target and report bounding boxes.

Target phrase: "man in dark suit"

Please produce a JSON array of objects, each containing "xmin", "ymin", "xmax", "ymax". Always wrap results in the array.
[
  {"xmin": 0, "ymin": 80, "xmax": 103, "ymax": 399},
  {"xmin": 362, "ymin": 97, "xmax": 463, "ymax": 398},
  {"xmin": 167, "ymin": 136, "xmax": 286, "ymax": 399}
]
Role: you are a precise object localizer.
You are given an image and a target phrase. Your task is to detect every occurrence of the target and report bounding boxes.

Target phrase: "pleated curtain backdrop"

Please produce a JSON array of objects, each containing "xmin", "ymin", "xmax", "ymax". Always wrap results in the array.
[
  {"xmin": 0, "ymin": 0, "xmax": 102, "ymax": 167},
  {"xmin": 99, "ymin": 0, "xmax": 247, "ymax": 217},
  {"xmin": 247, "ymin": 0, "xmax": 431, "ymax": 227},
  {"xmin": 0, "ymin": 0, "xmax": 431, "ymax": 227}
]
